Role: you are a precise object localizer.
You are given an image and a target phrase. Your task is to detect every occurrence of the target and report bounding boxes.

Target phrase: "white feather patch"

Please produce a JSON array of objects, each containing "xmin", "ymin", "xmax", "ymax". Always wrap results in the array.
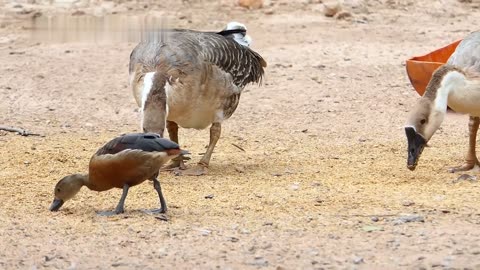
[
  {"xmin": 141, "ymin": 72, "xmax": 156, "ymax": 112},
  {"xmin": 225, "ymin": 21, "xmax": 251, "ymax": 47},
  {"xmin": 434, "ymin": 71, "xmax": 465, "ymax": 113},
  {"xmin": 164, "ymin": 80, "xmax": 174, "ymax": 117}
]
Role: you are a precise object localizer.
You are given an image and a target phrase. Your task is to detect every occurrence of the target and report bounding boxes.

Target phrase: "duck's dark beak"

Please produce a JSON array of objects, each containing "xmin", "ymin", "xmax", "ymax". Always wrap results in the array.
[
  {"xmin": 405, "ymin": 127, "xmax": 427, "ymax": 171},
  {"xmin": 49, "ymin": 198, "xmax": 64, "ymax": 211}
]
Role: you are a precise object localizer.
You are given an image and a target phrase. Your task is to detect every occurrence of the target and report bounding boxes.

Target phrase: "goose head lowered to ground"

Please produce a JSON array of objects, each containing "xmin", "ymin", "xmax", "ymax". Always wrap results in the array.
[
  {"xmin": 405, "ymin": 31, "xmax": 480, "ymax": 172},
  {"xmin": 405, "ymin": 64, "xmax": 480, "ymax": 171},
  {"xmin": 128, "ymin": 22, "xmax": 266, "ymax": 176}
]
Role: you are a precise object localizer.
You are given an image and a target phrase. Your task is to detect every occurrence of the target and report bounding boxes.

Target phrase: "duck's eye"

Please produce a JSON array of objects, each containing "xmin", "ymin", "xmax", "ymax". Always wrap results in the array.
[
  {"xmin": 56, "ymin": 188, "xmax": 61, "ymax": 193},
  {"xmin": 420, "ymin": 119, "xmax": 426, "ymax": 125}
]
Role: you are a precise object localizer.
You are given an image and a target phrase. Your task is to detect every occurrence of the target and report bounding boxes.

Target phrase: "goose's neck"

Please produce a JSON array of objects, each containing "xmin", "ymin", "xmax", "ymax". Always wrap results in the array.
[
  {"xmin": 432, "ymin": 70, "xmax": 467, "ymax": 113},
  {"xmin": 140, "ymin": 72, "xmax": 168, "ymax": 136}
]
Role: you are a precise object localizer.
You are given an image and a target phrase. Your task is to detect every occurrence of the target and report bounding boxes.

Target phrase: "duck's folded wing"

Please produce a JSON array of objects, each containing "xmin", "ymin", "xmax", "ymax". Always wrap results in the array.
[
  {"xmin": 89, "ymin": 149, "xmax": 163, "ymax": 188},
  {"xmin": 95, "ymin": 133, "xmax": 180, "ymax": 156}
]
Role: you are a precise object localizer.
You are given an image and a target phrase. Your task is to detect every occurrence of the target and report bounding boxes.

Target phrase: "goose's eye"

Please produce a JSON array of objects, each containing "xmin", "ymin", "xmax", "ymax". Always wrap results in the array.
[{"xmin": 420, "ymin": 119, "xmax": 426, "ymax": 125}]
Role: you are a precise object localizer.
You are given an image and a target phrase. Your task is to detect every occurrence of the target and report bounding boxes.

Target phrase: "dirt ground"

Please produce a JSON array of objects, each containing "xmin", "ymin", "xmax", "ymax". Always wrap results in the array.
[{"xmin": 2, "ymin": 0, "xmax": 480, "ymax": 269}]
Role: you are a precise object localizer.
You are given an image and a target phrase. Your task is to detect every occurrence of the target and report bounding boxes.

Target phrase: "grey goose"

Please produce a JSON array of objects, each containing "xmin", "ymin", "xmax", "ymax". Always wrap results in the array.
[{"xmin": 129, "ymin": 22, "xmax": 266, "ymax": 175}]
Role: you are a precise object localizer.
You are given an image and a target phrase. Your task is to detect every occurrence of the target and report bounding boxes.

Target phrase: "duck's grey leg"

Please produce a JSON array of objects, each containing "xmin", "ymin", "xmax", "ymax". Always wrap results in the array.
[
  {"xmin": 98, "ymin": 184, "xmax": 129, "ymax": 216},
  {"xmin": 180, "ymin": 122, "xmax": 221, "ymax": 176},
  {"xmin": 142, "ymin": 174, "xmax": 167, "ymax": 215},
  {"xmin": 449, "ymin": 116, "xmax": 480, "ymax": 172},
  {"xmin": 162, "ymin": 121, "xmax": 187, "ymax": 170},
  {"xmin": 114, "ymin": 184, "xmax": 130, "ymax": 214},
  {"xmin": 152, "ymin": 178, "xmax": 167, "ymax": 213}
]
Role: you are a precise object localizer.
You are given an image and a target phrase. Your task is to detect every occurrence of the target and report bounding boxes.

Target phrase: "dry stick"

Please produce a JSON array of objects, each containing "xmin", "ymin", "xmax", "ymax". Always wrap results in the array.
[
  {"xmin": 0, "ymin": 125, "xmax": 41, "ymax": 136},
  {"xmin": 335, "ymin": 214, "xmax": 399, "ymax": 218},
  {"xmin": 231, "ymin": 143, "xmax": 246, "ymax": 152}
]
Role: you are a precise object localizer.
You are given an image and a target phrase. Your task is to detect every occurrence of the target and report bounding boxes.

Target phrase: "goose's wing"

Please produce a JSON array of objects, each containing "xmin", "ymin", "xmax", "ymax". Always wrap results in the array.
[
  {"xmin": 129, "ymin": 30, "xmax": 266, "ymax": 88},
  {"xmin": 448, "ymin": 31, "xmax": 480, "ymax": 73},
  {"xmin": 193, "ymin": 31, "xmax": 266, "ymax": 88}
]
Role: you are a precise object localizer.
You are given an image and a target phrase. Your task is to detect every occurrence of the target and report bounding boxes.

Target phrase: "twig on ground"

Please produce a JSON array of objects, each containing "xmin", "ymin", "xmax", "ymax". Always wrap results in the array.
[
  {"xmin": 231, "ymin": 143, "xmax": 246, "ymax": 152},
  {"xmin": 0, "ymin": 125, "xmax": 42, "ymax": 137},
  {"xmin": 335, "ymin": 214, "xmax": 398, "ymax": 218}
]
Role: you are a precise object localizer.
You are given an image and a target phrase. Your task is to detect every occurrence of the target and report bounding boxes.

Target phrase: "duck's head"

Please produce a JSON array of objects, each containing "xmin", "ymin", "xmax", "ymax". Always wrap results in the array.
[
  {"xmin": 405, "ymin": 97, "xmax": 445, "ymax": 171},
  {"xmin": 49, "ymin": 174, "xmax": 87, "ymax": 211}
]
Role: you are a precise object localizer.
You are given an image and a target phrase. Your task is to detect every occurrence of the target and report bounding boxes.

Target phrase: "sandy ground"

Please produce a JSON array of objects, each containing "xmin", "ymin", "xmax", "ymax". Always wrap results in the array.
[{"xmin": 2, "ymin": 0, "xmax": 480, "ymax": 269}]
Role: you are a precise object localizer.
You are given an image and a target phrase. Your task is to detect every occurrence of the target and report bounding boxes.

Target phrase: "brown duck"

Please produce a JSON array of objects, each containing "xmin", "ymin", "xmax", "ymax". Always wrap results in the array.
[
  {"xmin": 49, "ymin": 133, "xmax": 188, "ymax": 214},
  {"xmin": 129, "ymin": 22, "xmax": 266, "ymax": 176}
]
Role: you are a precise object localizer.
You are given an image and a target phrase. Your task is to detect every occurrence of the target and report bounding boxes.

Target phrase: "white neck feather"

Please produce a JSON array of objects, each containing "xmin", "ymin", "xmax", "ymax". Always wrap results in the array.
[
  {"xmin": 141, "ymin": 72, "xmax": 156, "ymax": 112},
  {"xmin": 140, "ymin": 72, "xmax": 155, "ymax": 131},
  {"xmin": 225, "ymin": 21, "xmax": 251, "ymax": 47},
  {"xmin": 434, "ymin": 70, "xmax": 466, "ymax": 113},
  {"xmin": 233, "ymin": 33, "xmax": 252, "ymax": 47}
]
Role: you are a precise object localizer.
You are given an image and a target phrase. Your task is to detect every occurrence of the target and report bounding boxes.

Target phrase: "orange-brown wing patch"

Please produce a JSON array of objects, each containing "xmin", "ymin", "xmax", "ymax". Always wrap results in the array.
[{"xmin": 88, "ymin": 150, "xmax": 164, "ymax": 191}]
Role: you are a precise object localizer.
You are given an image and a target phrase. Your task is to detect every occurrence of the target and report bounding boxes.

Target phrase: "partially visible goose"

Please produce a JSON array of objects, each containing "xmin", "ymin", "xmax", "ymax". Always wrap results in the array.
[
  {"xmin": 405, "ymin": 31, "xmax": 480, "ymax": 171},
  {"xmin": 129, "ymin": 22, "xmax": 266, "ymax": 176},
  {"xmin": 49, "ymin": 133, "xmax": 188, "ymax": 215}
]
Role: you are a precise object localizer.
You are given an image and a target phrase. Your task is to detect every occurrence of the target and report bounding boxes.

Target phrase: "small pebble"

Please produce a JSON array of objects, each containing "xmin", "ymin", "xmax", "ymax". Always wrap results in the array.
[
  {"xmin": 238, "ymin": 0, "xmax": 263, "ymax": 9},
  {"xmin": 353, "ymin": 257, "xmax": 364, "ymax": 264},
  {"xmin": 234, "ymin": 166, "xmax": 245, "ymax": 173},
  {"xmin": 290, "ymin": 183, "xmax": 300, "ymax": 190},
  {"xmin": 323, "ymin": 1, "xmax": 342, "ymax": 17},
  {"xmin": 227, "ymin": 237, "xmax": 239, "ymax": 242},
  {"xmin": 335, "ymin": 10, "xmax": 353, "ymax": 20},
  {"xmin": 72, "ymin": 10, "xmax": 85, "ymax": 16},
  {"xmin": 199, "ymin": 229, "xmax": 211, "ymax": 236},
  {"xmin": 402, "ymin": 200, "xmax": 415, "ymax": 207},
  {"xmin": 251, "ymin": 257, "xmax": 269, "ymax": 267},
  {"xmin": 393, "ymin": 214, "xmax": 425, "ymax": 225},
  {"xmin": 263, "ymin": 9, "xmax": 274, "ymax": 15},
  {"xmin": 362, "ymin": 225, "xmax": 383, "ymax": 232}
]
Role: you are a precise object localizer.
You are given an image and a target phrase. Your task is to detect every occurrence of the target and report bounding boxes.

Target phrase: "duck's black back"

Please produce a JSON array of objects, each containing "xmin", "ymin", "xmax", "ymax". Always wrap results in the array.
[{"xmin": 95, "ymin": 133, "xmax": 180, "ymax": 156}]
